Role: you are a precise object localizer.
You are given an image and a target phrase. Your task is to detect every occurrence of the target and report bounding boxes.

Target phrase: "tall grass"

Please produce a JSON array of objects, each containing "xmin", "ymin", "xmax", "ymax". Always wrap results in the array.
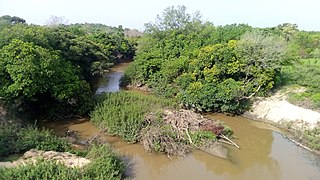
[{"xmin": 90, "ymin": 91, "xmax": 175, "ymax": 142}]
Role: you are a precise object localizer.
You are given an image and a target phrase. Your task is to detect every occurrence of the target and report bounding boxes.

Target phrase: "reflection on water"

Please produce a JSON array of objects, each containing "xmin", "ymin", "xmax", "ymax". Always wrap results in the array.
[
  {"xmin": 95, "ymin": 61, "xmax": 131, "ymax": 94},
  {"xmin": 95, "ymin": 72, "xmax": 123, "ymax": 93}
]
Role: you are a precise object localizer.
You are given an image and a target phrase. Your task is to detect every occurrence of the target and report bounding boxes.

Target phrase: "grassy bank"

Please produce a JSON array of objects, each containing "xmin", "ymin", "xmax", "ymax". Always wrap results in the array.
[
  {"xmin": 0, "ymin": 123, "xmax": 70, "ymax": 160},
  {"xmin": 0, "ymin": 144, "xmax": 125, "ymax": 180},
  {"xmin": 272, "ymin": 58, "xmax": 320, "ymax": 152},
  {"xmin": 281, "ymin": 58, "xmax": 320, "ymax": 111},
  {"xmin": 281, "ymin": 121, "xmax": 320, "ymax": 152},
  {"xmin": 0, "ymin": 116, "xmax": 126, "ymax": 179}
]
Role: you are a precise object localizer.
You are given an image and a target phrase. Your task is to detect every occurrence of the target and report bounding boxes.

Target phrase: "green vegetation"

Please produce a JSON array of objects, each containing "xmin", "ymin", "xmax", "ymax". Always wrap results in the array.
[
  {"xmin": 122, "ymin": 6, "xmax": 293, "ymax": 114},
  {"xmin": 1, "ymin": 5, "xmax": 320, "ymax": 178},
  {"xmin": 140, "ymin": 118, "xmax": 190, "ymax": 155},
  {"xmin": 302, "ymin": 127, "xmax": 320, "ymax": 151},
  {"xmin": 0, "ymin": 18, "xmax": 136, "ymax": 120},
  {"xmin": 280, "ymin": 58, "xmax": 320, "ymax": 152},
  {"xmin": 0, "ymin": 123, "xmax": 69, "ymax": 159},
  {"xmin": 190, "ymin": 131, "xmax": 217, "ymax": 146},
  {"xmin": 91, "ymin": 91, "xmax": 175, "ymax": 142},
  {"xmin": 281, "ymin": 58, "xmax": 320, "ymax": 110},
  {"xmin": 0, "ymin": 144, "xmax": 125, "ymax": 180},
  {"xmin": 91, "ymin": 91, "xmax": 232, "ymax": 155}
]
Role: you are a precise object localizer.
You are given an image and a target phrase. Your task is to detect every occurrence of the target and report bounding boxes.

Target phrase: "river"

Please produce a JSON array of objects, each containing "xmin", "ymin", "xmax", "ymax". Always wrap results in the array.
[{"xmin": 44, "ymin": 62, "xmax": 320, "ymax": 180}]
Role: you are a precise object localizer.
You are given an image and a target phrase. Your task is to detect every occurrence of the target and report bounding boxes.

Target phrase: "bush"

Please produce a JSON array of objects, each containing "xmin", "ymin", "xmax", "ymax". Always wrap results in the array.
[
  {"xmin": 281, "ymin": 58, "xmax": 320, "ymax": 110},
  {"xmin": 0, "ymin": 124, "xmax": 70, "ymax": 159},
  {"xmin": 90, "ymin": 91, "xmax": 174, "ymax": 142},
  {"xmin": 84, "ymin": 144, "xmax": 125, "ymax": 179},
  {"xmin": 0, "ymin": 144, "xmax": 125, "ymax": 180},
  {"xmin": 0, "ymin": 159, "xmax": 82, "ymax": 180},
  {"xmin": 190, "ymin": 131, "xmax": 217, "ymax": 147},
  {"xmin": 124, "ymin": 29, "xmax": 289, "ymax": 114}
]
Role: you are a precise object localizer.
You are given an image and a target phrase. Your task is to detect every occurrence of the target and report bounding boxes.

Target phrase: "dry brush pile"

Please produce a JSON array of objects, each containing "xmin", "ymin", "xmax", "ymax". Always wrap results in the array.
[{"xmin": 140, "ymin": 109, "xmax": 233, "ymax": 156}]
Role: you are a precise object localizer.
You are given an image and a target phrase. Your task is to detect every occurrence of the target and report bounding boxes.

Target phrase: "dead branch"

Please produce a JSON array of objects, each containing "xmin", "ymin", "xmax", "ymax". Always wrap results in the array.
[
  {"xmin": 239, "ymin": 85, "xmax": 261, "ymax": 100},
  {"xmin": 219, "ymin": 134, "xmax": 240, "ymax": 149},
  {"xmin": 218, "ymin": 139, "xmax": 235, "ymax": 146}
]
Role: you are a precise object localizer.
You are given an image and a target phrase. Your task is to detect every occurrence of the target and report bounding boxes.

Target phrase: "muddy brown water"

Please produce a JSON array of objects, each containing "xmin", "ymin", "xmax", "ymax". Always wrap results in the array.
[{"xmin": 43, "ymin": 62, "xmax": 320, "ymax": 180}]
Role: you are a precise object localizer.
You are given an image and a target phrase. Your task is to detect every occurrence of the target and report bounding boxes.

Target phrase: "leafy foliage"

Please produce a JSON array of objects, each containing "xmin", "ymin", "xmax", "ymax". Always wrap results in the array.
[
  {"xmin": 84, "ymin": 144, "xmax": 125, "ymax": 179},
  {"xmin": 0, "ymin": 20, "xmax": 137, "ymax": 120},
  {"xmin": 123, "ymin": 6, "xmax": 292, "ymax": 114},
  {"xmin": 0, "ymin": 39, "xmax": 92, "ymax": 117},
  {"xmin": 281, "ymin": 58, "xmax": 320, "ymax": 110},
  {"xmin": 190, "ymin": 131, "xmax": 217, "ymax": 147},
  {"xmin": 0, "ymin": 15, "xmax": 26, "ymax": 24},
  {"xmin": 0, "ymin": 123, "xmax": 69, "ymax": 159}
]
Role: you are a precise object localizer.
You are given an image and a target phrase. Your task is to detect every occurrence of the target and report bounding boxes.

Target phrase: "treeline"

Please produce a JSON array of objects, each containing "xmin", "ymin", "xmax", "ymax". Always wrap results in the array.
[
  {"xmin": 122, "ymin": 5, "xmax": 320, "ymax": 114},
  {"xmin": 0, "ymin": 15, "xmax": 137, "ymax": 119}
]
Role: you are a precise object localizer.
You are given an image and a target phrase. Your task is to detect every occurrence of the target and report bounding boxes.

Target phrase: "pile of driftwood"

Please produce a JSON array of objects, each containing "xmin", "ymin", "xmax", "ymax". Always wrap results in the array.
[{"xmin": 140, "ymin": 109, "xmax": 238, "ymax": 158}]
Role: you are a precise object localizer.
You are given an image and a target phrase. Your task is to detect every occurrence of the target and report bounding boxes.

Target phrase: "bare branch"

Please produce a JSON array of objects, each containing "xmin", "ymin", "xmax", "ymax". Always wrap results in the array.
[{"xmin": 239, "ymin": 85, "xmax": 261, "ymax": 100}]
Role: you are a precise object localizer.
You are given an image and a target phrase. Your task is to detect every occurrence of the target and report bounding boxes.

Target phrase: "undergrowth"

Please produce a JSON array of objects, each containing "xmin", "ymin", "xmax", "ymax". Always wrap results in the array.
[
  {"xmin": 90, "ymin": 91, "xmax": 175, "ymax": 142},
  {"xmin": 0, "ymin": 123, "xmax": 70, "ymax": 160},
  {"xmin": 302, "ymin": 127, "xmax": 320, "ymax": 151},
  {"xmin": 0, "ymin": 144, "xmax": 125, "ymax": 180},
  {"xmin": 281, "ymin": 58, "xmax": 320, "ymax": 110}
]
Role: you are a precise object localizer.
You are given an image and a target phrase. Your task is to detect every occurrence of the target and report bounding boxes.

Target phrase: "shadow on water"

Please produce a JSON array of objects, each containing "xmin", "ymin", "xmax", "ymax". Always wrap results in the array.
[{"xmin": 42, "ymin": 62, "xmax": 320, "ymax": 180}]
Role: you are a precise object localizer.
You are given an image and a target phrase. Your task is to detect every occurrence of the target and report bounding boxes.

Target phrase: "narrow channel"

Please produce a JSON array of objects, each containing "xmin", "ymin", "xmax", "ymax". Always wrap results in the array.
[{"xmin": 43, "ymin": 62, "xmax": 320, "ymax": 180}]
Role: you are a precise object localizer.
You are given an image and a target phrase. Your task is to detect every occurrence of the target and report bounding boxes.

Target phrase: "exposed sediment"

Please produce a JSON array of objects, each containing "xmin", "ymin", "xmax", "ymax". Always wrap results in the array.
[
  {"xmin": 245, "ymin": 91, "xmax": 320, "ymax": 129},
  {"xmin": 0, "ymin": 149, "xmax": 90, "ymax": 168}
]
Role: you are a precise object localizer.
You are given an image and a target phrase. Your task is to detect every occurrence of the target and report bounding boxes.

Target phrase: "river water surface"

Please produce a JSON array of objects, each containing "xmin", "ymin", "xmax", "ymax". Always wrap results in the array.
[{"xmin": 44, "ymin": 62, "xmax": 320, "ymax": 180}]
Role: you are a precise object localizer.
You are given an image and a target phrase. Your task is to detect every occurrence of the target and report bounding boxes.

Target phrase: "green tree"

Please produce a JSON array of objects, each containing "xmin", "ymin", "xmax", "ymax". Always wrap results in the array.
[
  {"xmin": 277, "ymin": 23, "xmax": 298, "ymax": 42},
  {"xmin": 0, "ymin": 39, "xmax": 91, "ymax": 118},
  {"xmin": 145, "ymin": 5, "xmax": 202, "ymax": 33},
  {"xmin": 0, "ymin": 15, "xmax": 26, "ymax": 24},
  {"xmin": 0, "ymin": 24, "xmax": 49, "ymax": 49},
  {"xmin": 123, "ymin": 7, "xmax": 292, "ymax": 114},
  {"xmin": 236, "ymin": 30, "xmax": 291, "ymax": 90}
]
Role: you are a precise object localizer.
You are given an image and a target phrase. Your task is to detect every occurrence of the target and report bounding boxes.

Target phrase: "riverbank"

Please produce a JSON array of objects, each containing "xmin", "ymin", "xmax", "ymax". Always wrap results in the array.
[
  {"xmin": 0, "ymin": 149, "xmax": 90, "ymax": 168},
  {"xmin": 244, "ymin": 90, "xmax": 320, "ymax": 153}
]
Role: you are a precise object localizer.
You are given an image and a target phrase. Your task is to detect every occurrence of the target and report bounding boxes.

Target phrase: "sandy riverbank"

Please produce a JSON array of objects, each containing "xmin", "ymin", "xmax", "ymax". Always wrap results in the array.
[{"xmin": 245, "ymin": 91, "xmax": 320, "ymax": 129}]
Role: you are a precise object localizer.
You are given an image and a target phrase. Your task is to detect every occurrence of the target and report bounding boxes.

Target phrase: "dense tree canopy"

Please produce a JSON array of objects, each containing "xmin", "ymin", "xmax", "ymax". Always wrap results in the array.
[
  {"xmin": 0, "ymin": 19, "xmax": 137, "ymax": 119},
  {"xmin": 122, "ymin": 6, "xmax": 296, "ymax": 114}
]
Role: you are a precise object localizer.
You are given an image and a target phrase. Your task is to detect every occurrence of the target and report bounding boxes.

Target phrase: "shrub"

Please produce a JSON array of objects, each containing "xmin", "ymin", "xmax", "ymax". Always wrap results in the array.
[
  {"xmin": 0, "ymin": 159, "xmax": 82, "ymax": 180},
  {"xmin": 0, "ymin": 124, "xmax": 69, "ymax": 159},
  {"xmin": 190, "ymin": 131, "xmax": 217, "ymax": 147},
  {"xmin": 90, "ymin": 91, "xmax": 174, "ymax": 142},
  {"xmin": 0, "ymin": 144, "xmax": 125, "ymax": 180},
  {"xmin": 281, "ymin": 58, "xmax": 320, "ymax": 110},
  {"xmin": 84, "ymin": 144, "xmax": 125, "ymax": 179}
]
